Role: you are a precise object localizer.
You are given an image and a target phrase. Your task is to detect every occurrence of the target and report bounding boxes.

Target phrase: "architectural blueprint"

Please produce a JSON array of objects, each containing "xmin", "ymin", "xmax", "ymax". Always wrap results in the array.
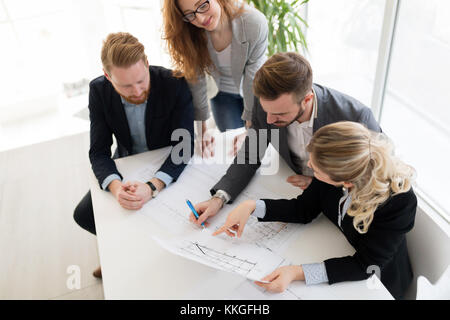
[
  {"xmin": 139, "ymin": 158, "xmax": 303, "ymax": 252},
  {"xmin": 153, "ymin": 230, "xmax": 287, "ymax": 283},
  {"xmin": 127, "ymin": 144, "xmax": 303, "ymax": 285}
]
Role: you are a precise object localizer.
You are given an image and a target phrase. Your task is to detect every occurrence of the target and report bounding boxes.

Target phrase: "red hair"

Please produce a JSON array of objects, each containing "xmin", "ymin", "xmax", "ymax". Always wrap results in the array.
[
  {"xmin": 162, "ymin": 0, "xmax": 244, "ymax": 82},
  {"xmin": 101, "ymin": 32, "xmax": 147, "ymax": 74}
]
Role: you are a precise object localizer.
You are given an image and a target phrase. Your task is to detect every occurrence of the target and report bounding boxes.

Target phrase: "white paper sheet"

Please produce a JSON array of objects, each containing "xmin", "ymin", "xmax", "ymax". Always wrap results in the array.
[
  {"xmin": 153, "ymin": 230, "xmax": 286, "ymax": 283},
  {"xmin": 139, "ymin": 158, "xmax": 302, "ymax": 253}
]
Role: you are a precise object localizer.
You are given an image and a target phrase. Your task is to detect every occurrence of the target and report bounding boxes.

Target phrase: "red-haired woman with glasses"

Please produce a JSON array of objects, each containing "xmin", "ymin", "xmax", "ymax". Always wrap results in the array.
[{"xmin": 162, "ymin": 0, "xmax": 268, "ymax": 156}]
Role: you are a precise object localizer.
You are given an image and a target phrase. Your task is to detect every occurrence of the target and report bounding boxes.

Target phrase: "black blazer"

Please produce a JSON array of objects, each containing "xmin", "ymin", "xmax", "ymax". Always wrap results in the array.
[
  {"xmin": 260, "ymin": 178, "xmax": 417, "ymax": 300},
  {"xmin": 212, "ymin": 83, "xmax": 381, "ymax": 202},
  {"xmin": 88, "ymin": 65, "xmax": 194, "ymax": 188}
]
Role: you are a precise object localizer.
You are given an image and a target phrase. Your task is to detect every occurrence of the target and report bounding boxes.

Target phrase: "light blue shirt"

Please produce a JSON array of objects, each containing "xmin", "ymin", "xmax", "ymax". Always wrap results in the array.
[
  {"xmin": 123, "ymin": 97, "xmax": 148, "ymax": 155},
  {"xmin": 253, "ymin": 200, "xmax": 329, "ymax": 285},
  {"xmin": 100, "ymin": 97, "xmax": 173, "ymax": 190}
]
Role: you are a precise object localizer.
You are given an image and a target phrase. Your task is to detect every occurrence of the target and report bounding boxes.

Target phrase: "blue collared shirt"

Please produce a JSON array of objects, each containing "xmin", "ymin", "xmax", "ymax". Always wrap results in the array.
[{"xmin": 101, "ymin": 97, "xmax": 173, "ymax": 190}]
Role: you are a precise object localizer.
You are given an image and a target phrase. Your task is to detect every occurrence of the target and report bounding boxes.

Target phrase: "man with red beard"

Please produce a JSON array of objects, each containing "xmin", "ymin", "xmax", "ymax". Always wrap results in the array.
[{"xmin": 73, "ymin": 32, "xmax": 194, "ymax": 278}]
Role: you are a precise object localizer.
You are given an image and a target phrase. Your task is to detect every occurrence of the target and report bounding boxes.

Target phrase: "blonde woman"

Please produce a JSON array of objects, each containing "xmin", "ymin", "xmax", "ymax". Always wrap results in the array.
[
  {"xmin": 162, "ymin": 0, "xmax": 268, "ymax": 156},
  {"xmin": 214, "ymin": 121, "xmax": 417, "ymax": 300}
]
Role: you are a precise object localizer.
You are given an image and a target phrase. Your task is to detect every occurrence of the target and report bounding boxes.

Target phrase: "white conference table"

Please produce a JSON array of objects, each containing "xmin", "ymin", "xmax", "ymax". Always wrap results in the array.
[{"xmin": 89, "ymin": 131, "xmax": 393, "ymax": 300}]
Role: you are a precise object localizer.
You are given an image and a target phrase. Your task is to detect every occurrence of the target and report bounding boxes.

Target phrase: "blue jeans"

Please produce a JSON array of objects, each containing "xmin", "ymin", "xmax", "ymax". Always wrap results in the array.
[{"xmin": 210, "ymin": 91, "xmax": 245, "ymax": 132}]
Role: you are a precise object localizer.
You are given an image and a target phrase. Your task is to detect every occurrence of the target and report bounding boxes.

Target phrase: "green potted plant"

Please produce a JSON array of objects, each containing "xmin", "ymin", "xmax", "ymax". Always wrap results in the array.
[{"xmin": 246, "ymin": 0, "xmax": 309, "ymax": 55}]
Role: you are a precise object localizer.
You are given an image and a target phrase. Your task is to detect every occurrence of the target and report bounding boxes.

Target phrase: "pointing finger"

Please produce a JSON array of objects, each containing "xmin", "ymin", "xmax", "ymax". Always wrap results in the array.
[
  {"xmin": 225, "ymin": 229, "xmax": 236, "ymax": 237},
  {"xmin": 212, "ymin": 225, "xmax": 228, "ymax": 236}
]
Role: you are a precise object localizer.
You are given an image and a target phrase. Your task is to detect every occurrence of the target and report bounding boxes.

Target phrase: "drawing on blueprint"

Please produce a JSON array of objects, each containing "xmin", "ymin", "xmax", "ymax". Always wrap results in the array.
[
  {"xmin": 181, "ymin": 241, "xmax": 258, "ymax": 276},
  {"xmin": 153, "ymin": 233, "xmax": 286, "ymax": 283}
]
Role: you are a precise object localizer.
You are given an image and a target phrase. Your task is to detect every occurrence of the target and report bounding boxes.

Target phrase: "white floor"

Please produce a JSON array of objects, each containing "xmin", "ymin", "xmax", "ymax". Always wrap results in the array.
[{"xmin": 0, "ymin": 131, "xmax": 104, "ymax": 300}]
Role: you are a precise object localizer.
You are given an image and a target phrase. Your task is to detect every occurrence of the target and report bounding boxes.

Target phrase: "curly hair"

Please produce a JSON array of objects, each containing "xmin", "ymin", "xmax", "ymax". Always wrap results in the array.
[
  {"xmin": 307, "ymin": 121, "xmax": 416, "ymax": 234},
  {"xmin": 162, "ymin": 0, "xmax": 244, "ymax": 81}
]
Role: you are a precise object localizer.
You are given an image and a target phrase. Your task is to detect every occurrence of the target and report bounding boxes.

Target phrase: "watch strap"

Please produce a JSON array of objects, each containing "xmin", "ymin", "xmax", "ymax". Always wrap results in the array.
[
  {"xmin": 146, "ymin": 181, "xmax": 159, "ymax": 198},
  {"xmin": 212, "ymin": 190, "xmax": 230, "ymax": 206}
]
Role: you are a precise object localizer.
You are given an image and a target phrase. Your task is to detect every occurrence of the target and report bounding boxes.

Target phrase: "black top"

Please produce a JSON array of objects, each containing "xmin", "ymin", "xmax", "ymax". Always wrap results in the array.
[
  {"xmin": 88, "ymin": 65, "xmax": 194, "ymax": 188},
  {"xmin": 260, "ymin": 178, "xmax": 417, "ymax": 300}
]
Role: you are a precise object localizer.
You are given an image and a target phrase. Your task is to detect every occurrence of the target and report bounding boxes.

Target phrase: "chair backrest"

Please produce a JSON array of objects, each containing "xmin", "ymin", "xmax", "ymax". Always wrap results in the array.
[
  {"xmin": 404, "ymin": 206, "xmax": 450, "ymax": 300},
  {"xmin": 416, "ymin": 266, "xmax": 450, "ymax": 299}
]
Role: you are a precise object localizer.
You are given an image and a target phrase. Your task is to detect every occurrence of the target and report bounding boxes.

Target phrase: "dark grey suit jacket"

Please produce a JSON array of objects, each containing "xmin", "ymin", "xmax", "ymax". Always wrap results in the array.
[{"xmin": 211, "ymin": 83, "xmax": 381, "ymax": 202}]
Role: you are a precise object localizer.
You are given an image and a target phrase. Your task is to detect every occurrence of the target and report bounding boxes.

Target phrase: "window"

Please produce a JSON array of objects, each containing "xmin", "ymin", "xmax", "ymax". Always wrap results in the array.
[
  {"xmin": 0, "ymin": 0, "xmax": 169, "ymax": 151},
  {"xmin": 0, "ymin": 0, "xmax": 93, "ymax": 122},
  {"xmin": 380, "ymin": 0, "xmax": 450, "ymax": 219},
  {"xmin": 0, "ymin": 0, "xmax": 168, "ymax": 123},
  {"xmin": 306, "ymin": 0, "xmax": 385, "ymax": 106}
]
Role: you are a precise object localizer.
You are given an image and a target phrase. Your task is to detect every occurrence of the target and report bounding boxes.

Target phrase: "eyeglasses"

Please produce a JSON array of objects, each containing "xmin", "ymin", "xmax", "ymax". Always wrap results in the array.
[{"xmin": 182, "ymin": 0, "xmax": 210, "ymax": 22}]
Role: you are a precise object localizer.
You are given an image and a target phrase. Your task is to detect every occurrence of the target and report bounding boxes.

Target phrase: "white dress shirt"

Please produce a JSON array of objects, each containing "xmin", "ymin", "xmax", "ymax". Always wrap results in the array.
[{"xmin": 286, "ymin": 88, "xmax": 318, "ymax": 176}]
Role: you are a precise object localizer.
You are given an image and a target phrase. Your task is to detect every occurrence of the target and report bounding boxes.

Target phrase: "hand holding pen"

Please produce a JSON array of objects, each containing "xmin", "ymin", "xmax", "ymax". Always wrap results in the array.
[{"xmin": 186, "ymin": 199, "xmax": 207, "ymax": 228}]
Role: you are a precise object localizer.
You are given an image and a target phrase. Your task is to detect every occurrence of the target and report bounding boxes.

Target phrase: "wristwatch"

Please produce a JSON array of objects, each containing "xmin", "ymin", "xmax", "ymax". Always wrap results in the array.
[
  {"xmin": 146, "ymin": 181, "xmax": 159, "ymax": 198},
  {"xmin": 211, "ymin": 190, "xmax": 230, "ymax": 207}
]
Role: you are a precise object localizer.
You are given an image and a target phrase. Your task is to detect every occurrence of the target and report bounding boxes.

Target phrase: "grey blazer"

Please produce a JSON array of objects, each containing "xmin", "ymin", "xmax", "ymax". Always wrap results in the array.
[
  {"xmin": 211, "ymin": 83, "xmax": 382, "ymax": 202},
  {"xmin": 188, "ymin": 5, "xmax": 268, "ymax": 121}
]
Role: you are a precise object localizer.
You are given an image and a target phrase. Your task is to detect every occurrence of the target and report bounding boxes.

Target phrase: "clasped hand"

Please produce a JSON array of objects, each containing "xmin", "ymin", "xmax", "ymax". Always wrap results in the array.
[{"xmin": 112, "ymin": 181, "xmax": 152, "ymax": 210}]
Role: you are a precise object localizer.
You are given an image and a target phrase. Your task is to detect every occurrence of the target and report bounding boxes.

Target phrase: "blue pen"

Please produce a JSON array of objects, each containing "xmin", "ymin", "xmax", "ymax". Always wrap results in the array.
[{"xmin": 186, "ymin": 199, "xmax": 205, "ymax": 228}]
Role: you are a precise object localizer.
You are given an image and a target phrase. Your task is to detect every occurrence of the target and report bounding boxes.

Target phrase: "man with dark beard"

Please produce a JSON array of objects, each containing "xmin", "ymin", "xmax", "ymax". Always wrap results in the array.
[
  {"xmin": 74, "ymin": 32, "xmax": 194, "ymax": 278},
  {"xmin": 190, "ymin": 52, "xmax": 381, "ymax": 228}
]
